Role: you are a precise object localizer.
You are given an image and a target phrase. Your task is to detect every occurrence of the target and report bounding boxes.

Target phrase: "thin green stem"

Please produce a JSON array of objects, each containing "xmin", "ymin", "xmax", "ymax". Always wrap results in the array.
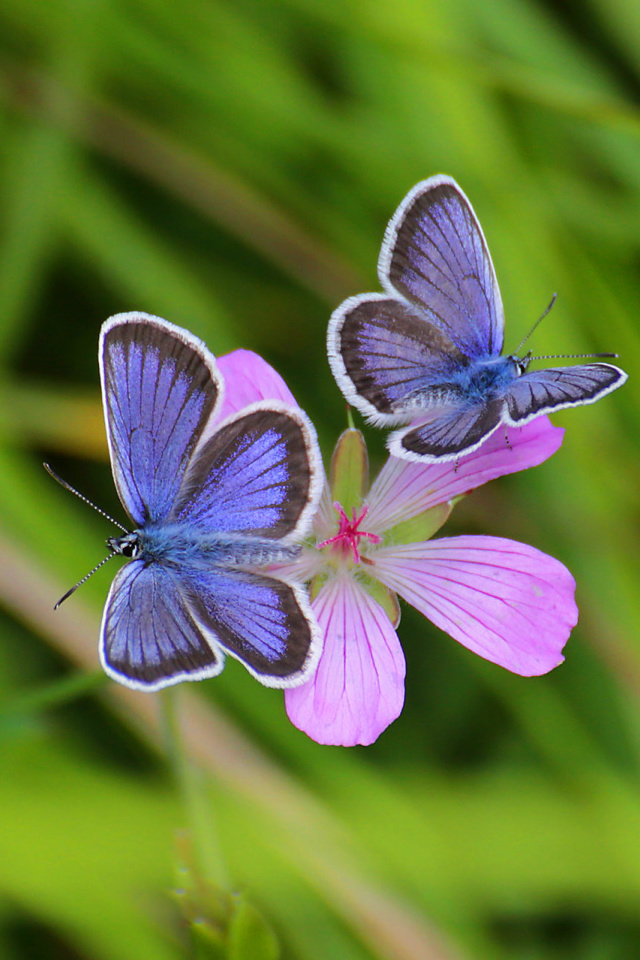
[
  {"xmin": 160, "ymin": 687, "xmax": 229, "ymax": 890},
  {"xmin": 346, "ymin": 405, "xmax": 355, "ymax": 430}
]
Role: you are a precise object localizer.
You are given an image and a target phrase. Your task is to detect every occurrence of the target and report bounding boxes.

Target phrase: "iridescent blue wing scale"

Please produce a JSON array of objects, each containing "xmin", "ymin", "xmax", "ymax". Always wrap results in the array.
[
  {"xmin": 505, "ymin": 363, "xmax": 627, "ymax": 424},
  {"xmin": 100, "ymin": 312, "xmax": 223, "ymax": 526},
  {"xmin": 170, "ymin": 402, "xmax": 321, "ymax": 541},
  {"xmin": 100, "ymin": 560, "xmax": 224, "ymax": 691}
]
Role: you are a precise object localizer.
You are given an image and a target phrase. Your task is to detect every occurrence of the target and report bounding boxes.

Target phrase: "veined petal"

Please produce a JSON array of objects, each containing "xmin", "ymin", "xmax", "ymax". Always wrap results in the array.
[
  {"xmin": 374, "ymin": 536, "xmax": 576, "ymax": 676},
  {"xmin": 215, "ymin": 349, "xmax": 298, "ymax": 422},
  {"xmin": 366, "ymin": 417, "xmax": 563, "ymax": 532},
  {"xmin": 285, "ymin": 574, "xmax": 405, "ymax": 746}
]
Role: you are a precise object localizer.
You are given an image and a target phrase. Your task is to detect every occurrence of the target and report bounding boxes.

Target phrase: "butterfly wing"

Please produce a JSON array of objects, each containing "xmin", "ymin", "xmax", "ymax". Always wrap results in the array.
[
  {"xmin": 505, "ymin": 363, "xmax": 627, "ymax": 424},
  {"xmin": 388, "ymin": 399, "xmax": 505, "ymax": 463},
  {"xmin": 100, "ymin": 312, "xmax": 223, "ymax": 526},
  {"xmin": 101, "ymin": 559, "xmax": 319, "ymax": 690},
  {"xmin": 183, "ymin": 566, "xmax": 320, "ymax": 686},
  {"xmin": 169, "ymin": 401, "xmax": 322, "ymax": 542},
  {"xmin": 100, "ymin": 560, "xmax": 224, "ymax": 691},
  {"xmin": 380, "ymin": 175, "xmax": 505, "ymax": 360},
  {"xmin": 328, "ymin": 294, "xmax": 471, "ymax": 426}
]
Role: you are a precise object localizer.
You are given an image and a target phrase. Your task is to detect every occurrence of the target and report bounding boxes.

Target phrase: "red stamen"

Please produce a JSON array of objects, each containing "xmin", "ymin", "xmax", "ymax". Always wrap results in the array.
[{"xmin": 317, "ymin": 502, "xmax": 381, "ymax": 563}]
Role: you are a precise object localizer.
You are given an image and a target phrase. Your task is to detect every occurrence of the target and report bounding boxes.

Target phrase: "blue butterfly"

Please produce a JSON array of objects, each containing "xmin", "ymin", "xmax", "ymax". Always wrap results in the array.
[
  {"xmin": 67, "ymin": 312, "xmax": 322, "ymax": 691},
  {"xmin": 328, "ymin": 175, "xmax": 627, "ymax": 462}
]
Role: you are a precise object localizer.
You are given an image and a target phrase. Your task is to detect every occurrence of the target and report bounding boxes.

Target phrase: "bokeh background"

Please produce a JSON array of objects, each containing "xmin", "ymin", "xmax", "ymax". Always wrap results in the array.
[{"xmin": 1, "ymin": 0, "xmax": 639, "ymax": 957}]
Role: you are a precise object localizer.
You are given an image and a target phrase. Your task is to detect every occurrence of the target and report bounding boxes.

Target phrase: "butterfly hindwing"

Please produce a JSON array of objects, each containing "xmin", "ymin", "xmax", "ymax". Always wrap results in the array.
[
  {"xmin": 389, "ymin": 399, "xmax": 505, "ymax": 462},
  {"xmin": 100, "ymin": 312, "xmax": 222, "ymax": 526},
  {"xmin": 505, "ymin": 363, "xmax": 627, "ymax": 424},
  {"xmin": 183, "ymin": 566, "xmax": 320, "ymax": 687},
  {"xmin": 170, "ymin": 402, "xmax": 321, "ymax": 541},
  {"xmin": 380, "ymin": 175, "xmax": 505, "ymax": 359},
  {"xmin": 100, "ymin": 560, "xmax": 224, "ymax": 691}
]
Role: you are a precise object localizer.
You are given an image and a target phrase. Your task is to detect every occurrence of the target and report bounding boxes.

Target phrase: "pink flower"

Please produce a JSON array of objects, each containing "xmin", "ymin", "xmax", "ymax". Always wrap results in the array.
[{"xmin": 219, "ymin": 350, "xmax": 578, "ymax": 748}]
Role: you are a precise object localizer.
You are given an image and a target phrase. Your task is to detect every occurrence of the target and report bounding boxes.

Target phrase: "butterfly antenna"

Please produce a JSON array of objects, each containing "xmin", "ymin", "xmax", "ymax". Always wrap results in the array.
[
  {"xmin": 528, "ymin": 352, "xmax": 619, "ymax": 361},
  {"xmin": 54, "ymin": 552, "xmax": 118, "ymax": 609},
  {"xmin": 514, "ymin": 293, "xmax": 558, "ymax": 355},
  {"xmin": 43, "ymin": 463, "xmax": 128, "ymax": 533}
]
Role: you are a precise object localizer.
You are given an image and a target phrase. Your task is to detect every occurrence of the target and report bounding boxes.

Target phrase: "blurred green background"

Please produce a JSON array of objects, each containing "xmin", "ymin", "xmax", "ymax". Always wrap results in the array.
[{"xmin": 1, "ymin": 0, "xmax": 639, "ymax": 957}]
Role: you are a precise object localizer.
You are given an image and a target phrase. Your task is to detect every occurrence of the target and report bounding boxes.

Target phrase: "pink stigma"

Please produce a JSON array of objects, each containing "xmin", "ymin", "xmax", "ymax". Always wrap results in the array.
[{"xmin": 317, "ymin": 502, "xmax": 381, "ymax": 563}]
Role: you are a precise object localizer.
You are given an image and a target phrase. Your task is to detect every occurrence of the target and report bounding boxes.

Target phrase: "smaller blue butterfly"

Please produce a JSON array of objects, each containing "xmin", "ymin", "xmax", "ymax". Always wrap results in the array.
[
  {"xmin": 55, "ymin": 313, "xmax": 322, "ymax": 692},
  {"xmin": 327, "ymin": 176, "xmax": 627, "ymax": 462}
]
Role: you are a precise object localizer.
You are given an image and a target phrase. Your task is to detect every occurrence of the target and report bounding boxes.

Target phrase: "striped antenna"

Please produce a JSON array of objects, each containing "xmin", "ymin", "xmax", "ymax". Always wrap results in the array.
[
  {"xmin": 44, "ymin": 463, "xmax": 128, "ymax": 609},
  {"xmin": 514, "ymin": 293, "xmax": 557, "ymax": 355},
  {"xmin": 53, "ymin": 552, "xmax": 118, "ymax": 609},
  {"xmin": 44, "ymin": 463, "xmax": 128, "ymax": 532},
  {"xmin": 514, "ymin": 295, "xmax": 619, "ymax": 362}
]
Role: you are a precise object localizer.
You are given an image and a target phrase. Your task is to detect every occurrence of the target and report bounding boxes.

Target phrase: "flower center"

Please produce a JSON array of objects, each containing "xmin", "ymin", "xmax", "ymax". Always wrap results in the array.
[{"xmin": 317, "ymin": 501, "xmax": 381, "ymax": 564}]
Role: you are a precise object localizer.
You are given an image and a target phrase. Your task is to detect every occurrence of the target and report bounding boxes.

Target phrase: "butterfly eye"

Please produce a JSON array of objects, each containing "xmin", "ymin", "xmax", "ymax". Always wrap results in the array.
[{"xmin": 107, "ymin": 533, "xmax": 140, "ymax": 559}]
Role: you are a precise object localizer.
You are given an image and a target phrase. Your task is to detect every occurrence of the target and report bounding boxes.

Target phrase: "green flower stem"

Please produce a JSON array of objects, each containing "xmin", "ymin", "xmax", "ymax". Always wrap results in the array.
[{"xmin": 160, "ymin": 686, "xmax": 229, "ymax": 891}]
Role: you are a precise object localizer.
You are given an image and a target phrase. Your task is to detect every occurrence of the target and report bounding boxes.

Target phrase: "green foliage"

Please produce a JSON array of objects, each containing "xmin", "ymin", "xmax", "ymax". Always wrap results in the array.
[{"xmin": 0, "ymin": 0, "xmax": 639, "ymax": 957}]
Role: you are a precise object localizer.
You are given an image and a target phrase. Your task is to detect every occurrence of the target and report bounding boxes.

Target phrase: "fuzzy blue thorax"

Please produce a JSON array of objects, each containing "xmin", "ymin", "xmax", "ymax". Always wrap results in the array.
[{"xmin": 454, "ymin": 354, "xmax": 528, "ymax": 404}]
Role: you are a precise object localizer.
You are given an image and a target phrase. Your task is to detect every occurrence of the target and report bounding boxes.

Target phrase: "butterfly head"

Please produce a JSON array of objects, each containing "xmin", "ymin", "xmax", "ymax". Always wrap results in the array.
[
  {"xmin": 514, "ymin": 351, "xmax": 533, "ymax": 376},
  {"xmin": 107, "ymin": 532, "xmax": 141, "ymax": 559}
]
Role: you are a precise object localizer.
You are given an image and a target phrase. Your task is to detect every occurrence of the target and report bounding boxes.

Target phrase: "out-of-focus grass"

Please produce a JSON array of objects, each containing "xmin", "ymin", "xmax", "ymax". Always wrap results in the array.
[{"xmin": 0, "ymin": 0, "xmax": 640, "ymax": 958}]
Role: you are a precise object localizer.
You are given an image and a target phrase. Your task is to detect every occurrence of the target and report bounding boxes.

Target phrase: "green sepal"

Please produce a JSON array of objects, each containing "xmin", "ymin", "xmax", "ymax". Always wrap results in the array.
[
  {"xmin": 172, "ymin": 831, "xmax": 229, "ymax": 958},
  {"xmin": 308, "ymin": 572, "xmax": 328, "ymax": 602},
  {"xmin": 358, "ymin": 573, "xmax": 401, "ymax": 628},
  {"xmin": 172, "ymin": 834, "xmax": 280, "ymax": 959},
  {"xmin": 191, "ymin": 920, "xmax": 227, "ymax": 960},
  {"xmin": 329, "ymin": 428, "xmax": 368, "ymax": 513},
  {"xmin": 227, "ymin": 895, "xmax": 280, "ymax": 960},
  {"xmin": 386, "ymin": 501, "xmax": 452, "ymax": 545}
]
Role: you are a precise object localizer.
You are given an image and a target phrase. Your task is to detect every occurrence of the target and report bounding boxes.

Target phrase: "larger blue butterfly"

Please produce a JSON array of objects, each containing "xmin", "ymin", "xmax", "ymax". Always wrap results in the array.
[
  {"xmin": 328, "ymin": 175, "xmax": 627, "ymax": 462},
  {"xmin": 95, "ymin": 312, "xmax": 322, "ymax": 691}
]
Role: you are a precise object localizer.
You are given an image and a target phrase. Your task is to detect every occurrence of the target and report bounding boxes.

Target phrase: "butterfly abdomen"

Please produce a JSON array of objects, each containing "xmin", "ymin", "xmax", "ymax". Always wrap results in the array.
[{"xmin": 136, "ymin": 524, "xmax": 299, "ymax": 569}]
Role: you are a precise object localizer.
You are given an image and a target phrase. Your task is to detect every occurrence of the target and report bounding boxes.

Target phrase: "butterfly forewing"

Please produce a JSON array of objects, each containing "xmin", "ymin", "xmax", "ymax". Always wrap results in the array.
[
  {"xmin": 100, "ymin": 313, "xmax": 222, "ymax": 525},
  {"xmin": 170, "ymin": 402, "xmax": 321, "ymax": 541},
  {"xmin": 101, "ymin": 561, "xmax": 224, "ymax": 690},
  {"xmin": 328, "ymin": 294, "xmax": 470, "ymax": 424},
  {"xmin": 184, "ymin": 567, "xmax": 320, "ymax": 686},
  {"xmin": 381, "ymin": 176, "xmax": 504, "ymax": 359},
  {"xmin": 505, "ymin": 363, "xmax": 627, "ymax": 424}
]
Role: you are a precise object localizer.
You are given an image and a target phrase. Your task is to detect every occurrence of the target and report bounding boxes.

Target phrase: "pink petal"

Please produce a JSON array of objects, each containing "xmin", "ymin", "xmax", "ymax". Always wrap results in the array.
[
  {"xmin": 374, "ymin": 536, "xmax": 577, "ymax": 675},
  {"xmin": 366, "ymin": 417, "xmax": 563, "ymax": 533},
  {"xmin": 313, "ymin": 478, "xmax": 337, "ymax": 539},
  {"xmin": 285, "ymin": 574, "xmax": 405, "ymax": 746},
  {"xmin": 215, "ymin": 349, "xmax": 298, "ymax": 423}
]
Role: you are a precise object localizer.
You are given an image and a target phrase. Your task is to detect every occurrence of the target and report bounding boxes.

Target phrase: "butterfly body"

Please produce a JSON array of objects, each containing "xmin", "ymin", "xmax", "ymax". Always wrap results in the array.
[
  {"xmin": 328, "ymin": 175, "xmax": 627, "ymax": 461},
  {"xmin": 108, "ymin": 526, "xmax": 298, "ymax": 568},
  {"xmin": 95, "ymin": 312, "xmax": 323, "ymax": 692},
  {"xmin": 397, "ymin": 353, "xmax": 527, "ymax": 414}
]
